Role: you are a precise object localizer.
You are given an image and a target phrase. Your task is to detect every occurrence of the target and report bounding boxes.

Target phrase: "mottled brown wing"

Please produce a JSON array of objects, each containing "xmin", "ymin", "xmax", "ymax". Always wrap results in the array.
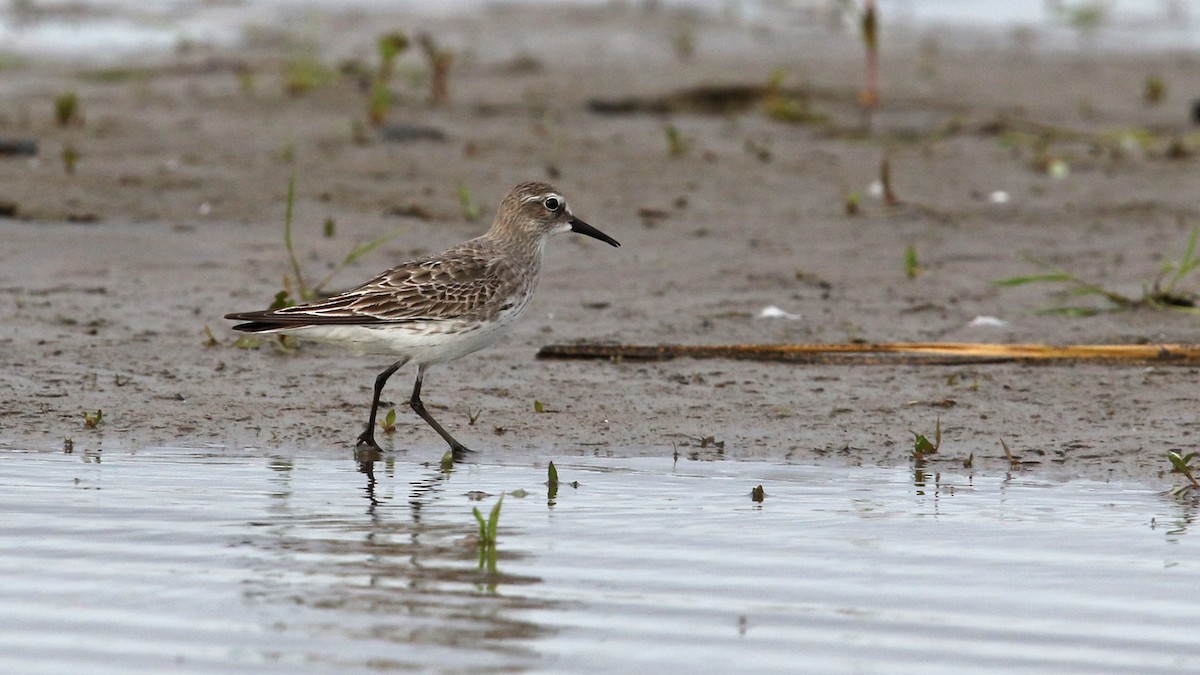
[{"xmin": 228, "ymin": 246, "xmax": 511, "ymax": 327}]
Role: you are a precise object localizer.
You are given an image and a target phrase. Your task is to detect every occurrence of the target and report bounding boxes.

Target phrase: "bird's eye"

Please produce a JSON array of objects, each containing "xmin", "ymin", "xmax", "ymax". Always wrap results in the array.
[{"xmin": 543, "ymin": 197, "xmax": 560, "ymax": 211}]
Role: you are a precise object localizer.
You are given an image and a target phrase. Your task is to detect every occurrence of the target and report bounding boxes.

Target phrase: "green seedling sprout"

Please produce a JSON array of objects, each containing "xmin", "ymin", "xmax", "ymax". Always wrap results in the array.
[
  {"xmin": 533, "ymin": 400, "xmax": 545, "ymax": 413},
  {"xmin": 61, "ymin": 144, "xmax": 78, "ymax": 174},
  {"xmin": 83, "ymin": 409, "xmax": 103, "ymax": 429},
  {"xmin": 233, "ymin": 335, "xmax": 263, "ymax": 350},
  {"xmin": 458, "ymin": 184, "xmax": 482, "ymax": 221},
  {"xmin": 282, "ymin": 173, "xmax": 307, "ymax": 301},
  {"xmin": 1144, "ymin": 75, "xmax": 1166, "ymax": 105},
  {"xmin": 994, "ymin": 227, "xmax": 1200, "ymax": 315},
  {"xmin": 547, "ymin": 461, "xmax": 559, "ymax": 500},
  {"xmin": 467, "ymin": 406, "xmax": 482, "ymax": 426},
  {"xmin": 473, "ymin": 496, "xmax": 503, "ymax": 573},
  {"xmin": 910, "ymin": 417, "xmax": 941, "ymax": 460},
  {"xmin": 439, "ymin": 450, "xmax": 455, "ymax": 472},
  {"xmin": 311, "ymin": 226, "xmax": 407, "ymax": 297},
  {"xmin": 1168, "ymin": 450, "xmax": 1200, "ymax": 493},
  {"xmin": 844, "ymin": 191, "xmax": 861, "ymax": 216},
  {"xmin": 762, "ymin": 70, "xmax": 827, "ymax": 125},
  {"xmin": 368, "ymin": 83, "xmax": 393, "ymax": 127},
  {"xmin": 283, "ymin": 50, "xmax": 333, "ymax": 96},
  {"xmin": 1146, "ymin": 226, "xmax": 1200, "ymax": 307},
  {"xmin": 664, "ymin": 124, "xmax": 690, "ymax": 158},
  {"xmin": 904, "ymin": 244, "xmax": 921, "ymax": 279},
  {"xmin": 380, "ymin": 408, "xmax": 397, "ymax": 434},
  {"xmin": 277, "ymin": 174, "xmax": 407, "ymax": 304},
  {"xmin": 54, "ymin": 91, "xmax": 79, "ymax": 127},
  {"xmin": 369, "ymin": 32, "xmax": 408, "ymax": 125}
]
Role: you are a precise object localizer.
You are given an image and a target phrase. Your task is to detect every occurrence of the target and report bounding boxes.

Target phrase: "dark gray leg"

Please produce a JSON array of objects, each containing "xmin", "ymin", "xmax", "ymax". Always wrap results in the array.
[
  {"xmin": 408, "ymin": 364, "xmax": 472, "ymax": 457},
  {"xmin": 356, "ymin": 359, "xmax": 407, "ymax": 450}
]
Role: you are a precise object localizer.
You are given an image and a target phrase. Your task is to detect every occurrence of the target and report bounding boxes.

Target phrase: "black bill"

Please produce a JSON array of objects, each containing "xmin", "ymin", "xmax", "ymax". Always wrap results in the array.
[{"xmin": 569, "ymin": 216, "xmax": 620, "ymax": 247}]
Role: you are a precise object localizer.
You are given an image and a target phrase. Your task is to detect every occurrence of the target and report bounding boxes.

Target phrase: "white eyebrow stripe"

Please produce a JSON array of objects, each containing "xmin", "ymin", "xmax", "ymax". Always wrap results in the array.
[{"xmin": 521, "ymin": 192, "xmax": 562, "ymax": 204}]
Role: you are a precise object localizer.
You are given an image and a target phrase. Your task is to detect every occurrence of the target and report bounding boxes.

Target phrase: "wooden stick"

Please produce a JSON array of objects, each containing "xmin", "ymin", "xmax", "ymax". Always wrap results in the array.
[{"xmin": 536, "ymin": 342, "xmax": 1200, "ymax": 366}]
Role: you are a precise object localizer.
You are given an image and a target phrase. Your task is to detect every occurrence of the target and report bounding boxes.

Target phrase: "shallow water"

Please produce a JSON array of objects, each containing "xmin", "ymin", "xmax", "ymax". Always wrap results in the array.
[
  {"xmin": 1, "ymin": 447, "xmax": 1197, "ymax": 673},
  {"xmin": 2, "ymin": 0, "xmax": 1198, "ymax": 62}
]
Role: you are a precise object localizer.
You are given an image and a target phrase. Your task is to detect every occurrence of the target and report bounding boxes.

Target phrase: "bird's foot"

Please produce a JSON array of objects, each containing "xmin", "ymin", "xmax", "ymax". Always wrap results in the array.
[
  {"xmin": 356, "ymin": 429, "xmax": 382, "ymax": 451},
  {"xmin": 450, "ymin": 443, "xmax": 474, "ymax": 461}
]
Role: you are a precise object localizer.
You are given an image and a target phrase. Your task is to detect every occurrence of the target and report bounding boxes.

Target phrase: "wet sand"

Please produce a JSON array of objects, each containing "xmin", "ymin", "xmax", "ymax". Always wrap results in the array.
[{"xmin": 2, "ymin": 3, "xmax": 1199, "ymax": 483}]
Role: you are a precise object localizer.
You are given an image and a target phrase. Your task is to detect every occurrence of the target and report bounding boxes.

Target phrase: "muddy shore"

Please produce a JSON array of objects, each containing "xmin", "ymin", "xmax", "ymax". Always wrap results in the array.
[{"xmin": 2, "ymin": 4, "xmax": 1199, "ymax": 484}]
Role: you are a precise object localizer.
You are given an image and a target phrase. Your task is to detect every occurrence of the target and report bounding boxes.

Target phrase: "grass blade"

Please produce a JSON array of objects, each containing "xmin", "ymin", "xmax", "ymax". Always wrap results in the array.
[{"xmin": 992, "ymin": 272, "xmax": 1075, "ymax": 287}]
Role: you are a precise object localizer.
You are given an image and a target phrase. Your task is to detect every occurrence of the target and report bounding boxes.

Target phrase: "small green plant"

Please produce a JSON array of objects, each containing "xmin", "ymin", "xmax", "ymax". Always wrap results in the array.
[
  {"xmin": 844, "ymin": 191, "xmax": 861, "ymax": 216},
  {"xmin": 994, "ymin": 227, "xmax": 1200, "ymax": 315},
  {"xmin": 910, "ymin": 417, "xmax": 941, "ymax": 460},
  {"xmin": 233, "ymin": 335, "xmax": 263, "ymax": 349},
  {"xmin": 267, "ymin": 289, "xmax": 294, "ymax": 311},
  {"xmin": 1168, "ymin": 450, "xmax": 1200, "ymax": 493},
  {"xmin": 458, "ymin": 184, "xmax": 482, "ymax": 221},
  {"xmin": 380, "ymin": 408, "xmax": 397, "ymax": 434},
  {"xmin": 1144, "ymin": 75, "xmax": 1166, "ymax": 105},
  {"xmin": 61, "ymin": 144, "xmax": 79, "ymax": 174},
  {"xmin": 83, "ymin": 409, "xmax": 103, "ymax": 429},
  {"xmin": 1148, "ymin": 226, "xmax": 1200, "ymax": 306},
  {"xmin": 54, "ymin": 91, "xmax": 79, "ymax": 127},
  {"xmin": 533, "ymin": 400, "xmax": 545, "ymax": 413},
  {"xmin": 440, "ymin": 450, "xmax": 455, "ymax": 472},
  {"xmin": 473, "ymin": 496, "xmax": 503, "ymax": 573},
  {"xmin": 547, "ymin": 461, "xmax": 559, "ymax": 500},
  {"xmin": 664, "ymin": 124, "xmax": 690, "ymax": 158},
  {"xmin": 762, "ymin": 70, "xmax": 827, "ymax": 125},
  {"xmin": 276, "ymin": 174, "xmax": 407, "ymax": 304},
  {"xmin": 368, "ymin": 82, "xmax": 393, "ymax": 127},
  {"xmin": 283, "ymin": 52, "xmax": 333, "ymax": 95},
  {"xmin": 378, "ymin": 32, "xmax": 409, "ymax": 70},
  {"xmin": 368, "ymin": 32, "xmax": 408, "ymax": 125},
  {"xmin": 281, "ymin": 173, "xmax": 307, "ymax": 302},
  {"xmin": 904, "ymin": 244, "xmax": 922, "ymax": 279},
  {"xmin": 467, "ymin": 406, "xmax": 482, "ymax": 426},
  {"xmin": 323, "ymin": 218, "xmax": 336, "ymax": 238}
]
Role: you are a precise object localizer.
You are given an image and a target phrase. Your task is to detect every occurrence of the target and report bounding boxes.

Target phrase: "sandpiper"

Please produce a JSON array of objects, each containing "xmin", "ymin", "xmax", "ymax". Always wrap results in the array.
[{"xmin": 225, "ymin": 181, "xmax": 619, "ymax": 455}]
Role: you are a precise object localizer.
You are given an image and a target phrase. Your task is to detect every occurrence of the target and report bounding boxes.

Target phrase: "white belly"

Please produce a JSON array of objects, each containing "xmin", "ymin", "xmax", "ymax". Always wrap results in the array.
[{"xmin": 278, "ymin": 307, "xmax": 525, "ymax": 364}]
